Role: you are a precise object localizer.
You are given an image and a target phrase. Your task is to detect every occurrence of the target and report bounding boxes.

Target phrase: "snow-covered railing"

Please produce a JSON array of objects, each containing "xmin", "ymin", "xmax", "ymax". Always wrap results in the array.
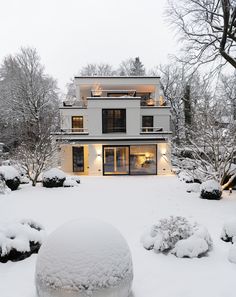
[
  {"xmin": 141, "ymin": 127, "xmax": 163, "ymax": 133},
  {"xmin": 57, "ymin": 128, "xmax": 89, "ymax": 134}
]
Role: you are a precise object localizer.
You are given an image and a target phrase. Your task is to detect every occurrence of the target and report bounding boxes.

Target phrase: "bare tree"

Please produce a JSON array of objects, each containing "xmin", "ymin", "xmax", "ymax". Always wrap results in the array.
[
  {"xmin": 167, "ymin": 0, "xmax": 236, "ymax": 69},
  {"xmin": 0, "ymin": 47, "xmax": 59, "ymax": 185},
  {"xmin": 80, "ymin": 63, "xmax": 116, "ymax": 76},
  {"xmin": 176, "ymin": 106, "xmax": 236, "ymax": 189},
  {"xmin": 118, "ymin": 57, "xmax": 146, "ymax": 76},
  {"xmin": 218, "ymin": 72, "xmax": 236, "ymax": 120}
]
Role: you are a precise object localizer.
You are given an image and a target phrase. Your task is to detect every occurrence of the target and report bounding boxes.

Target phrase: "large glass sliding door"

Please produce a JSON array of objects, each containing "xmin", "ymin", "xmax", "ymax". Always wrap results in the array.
[
  {"xmin": 103, "ymin": 146, "xmax": 129, "ymax": 175},
  {"xmin": 130, "ymin": 145, "xmax": 157, "ymax": 175}
]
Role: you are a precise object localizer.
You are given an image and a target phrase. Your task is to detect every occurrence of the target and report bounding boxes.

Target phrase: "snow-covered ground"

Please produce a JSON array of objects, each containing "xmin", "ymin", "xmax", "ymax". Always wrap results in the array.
[{"xmin": 0, "ymin": 176, "xmax": 236, "ymax": 297}]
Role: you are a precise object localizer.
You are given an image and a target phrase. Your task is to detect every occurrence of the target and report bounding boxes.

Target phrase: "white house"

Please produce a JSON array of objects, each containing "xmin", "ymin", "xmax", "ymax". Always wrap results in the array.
[{"xmin": 55, "ymin": 76, "xmax": 172, "ymax": 176}]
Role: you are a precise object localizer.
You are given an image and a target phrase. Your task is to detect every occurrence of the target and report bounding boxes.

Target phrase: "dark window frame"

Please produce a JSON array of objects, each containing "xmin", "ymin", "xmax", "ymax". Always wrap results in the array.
[
  {"xmin": 142, "ymin": 116, "xmax": 154, "ymax": 132},
  {"xmin": 102, "ymin": 109, "xmax": 126, "ymax": 134},
  {"xmin": 102, "ymin": 144, "xmax": 157, "ymax": 176},
  {"xmin": 72, "ymin": 146, "xmax": 84, "ymax": 172},
  {"xmin": 72, "ymin": 116, "xmax": 84, "ymax": 132}
]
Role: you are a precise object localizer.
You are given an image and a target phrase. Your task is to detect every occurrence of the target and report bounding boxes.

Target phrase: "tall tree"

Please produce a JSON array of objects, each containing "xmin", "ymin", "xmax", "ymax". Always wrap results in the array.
[
  {"xmin": 118, "ymin": 57, "xmax": 146, "ymax": 76},
  {"xmin": 80, "ymin": 63, "xmax": 116, "ymax": 76},
  {"xmin": 0, "ymin": 47, "xmax": 59, "ymax": 185},
  {"xmin": 167, "ymin": 0, "xmax": 236, "ymax": 69}
]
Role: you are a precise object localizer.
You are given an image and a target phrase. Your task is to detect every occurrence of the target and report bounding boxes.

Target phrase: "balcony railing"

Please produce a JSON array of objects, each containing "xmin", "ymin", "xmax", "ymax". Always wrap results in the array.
[
  {"xmin": 57, "ymin": 128, "xmax": 89, "ymax": 134},
  {"xmin": 141, "ymin": 127, "xmax": 164, "ymax": 133}
]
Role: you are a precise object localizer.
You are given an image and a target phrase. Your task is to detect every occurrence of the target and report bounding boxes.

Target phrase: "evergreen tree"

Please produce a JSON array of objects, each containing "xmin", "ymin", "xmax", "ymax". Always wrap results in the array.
[{"xmin": 130, "ymin": 57, "xmax": 146, "ymax": 76}]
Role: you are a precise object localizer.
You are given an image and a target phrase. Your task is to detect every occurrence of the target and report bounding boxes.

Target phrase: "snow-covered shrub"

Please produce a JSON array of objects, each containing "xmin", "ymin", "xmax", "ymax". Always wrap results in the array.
[
  {"xmin": 0, "ymin": 219, "xmax": 45, "ymax": 263},
  {"xmin": 141, "ymin": 217, "xmax": 212, "ymax": 258},
  {"xmin": 221, "ymin": 219, "xmax": 236, "ymax": 243},
  {"xmin": 63, "ymin": 177, "xmax": 79, "ymax": 187},
  {"xmin": 71, "ymin": 175, "xmax": 80, "ymax": 184},
  {"xmin": 42, "ymin": 168, "xmax": 66, "ymax": 188},
  {"xmin": 171, "ymin": 236, "xmax": 208, "ymax": 258},
  {"xmin": 35, "ymin": 219, "xmax": 133, "ymax": 297},
  {"xmin": 0, "ymin": 165, "xmax": 20, "ymax": 191},
  {"xmin": 186, "ymin": 183, "xmax": 200, "ymax": 193},
  {"xmin": 141, "ymin": 216, "xmax": 193, "ymax": 252},
  {"xmin": 178, "ymin": 171, "xmax": 194, "ymax": 183},
  {"xmin": 200, "ymin": 180, "xmax": 222, "ymax": 200},
  {"xmin": 0, "ymin": 177, "xmax": 11, "ymax": 195},
  {"xmin": 228, "ymin": 244, "xmax": 236, "ymax": 264},
  {"xmin": 171, "ymin": 225, "xmax": 212, "ymax": 258}
]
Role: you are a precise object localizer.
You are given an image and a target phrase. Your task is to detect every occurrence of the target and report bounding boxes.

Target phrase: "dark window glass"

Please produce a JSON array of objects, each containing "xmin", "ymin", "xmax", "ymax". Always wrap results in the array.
[
  {"xmin": 102, "ymin": 109, "xmax": 126, "ymax": 133},
  {"xmin": 142, "ymin": 116, "xmax": 153, "ymax": 132},
  {"xmin": 73, "ymin": 146, "xmax": 84, "ymax": 172},
  {"xmin": 72, "ymin": 116, "xmax": 83, "ymax": 132}
]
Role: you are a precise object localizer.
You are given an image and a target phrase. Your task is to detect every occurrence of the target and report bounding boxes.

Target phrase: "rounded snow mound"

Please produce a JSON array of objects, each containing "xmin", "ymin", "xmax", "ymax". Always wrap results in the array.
[
  {"xmin": 0, "ymin": 165, "xmax": 20, "ymax": 180},
  {"xmin": 200, "ymin": 180, "xmax": 222, "ymax": 200},
  {"xmin": 42, "ymin": 168, "xmax": 66, "ymax": 180},
  {"xmin": 221, "ymin": 219, "xmax": 236, "ymax": 243},
  {"xmin": 228, "ymin": 244, "xmax": 236, "ymax": 264},
  {"xmin": 35, "ymin": 219, "xmax": 133, "ymax": 297}
]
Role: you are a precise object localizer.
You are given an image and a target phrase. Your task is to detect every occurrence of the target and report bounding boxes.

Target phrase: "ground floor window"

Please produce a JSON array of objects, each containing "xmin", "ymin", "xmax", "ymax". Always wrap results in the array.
[
  {"xmin": 103, "ymin": 145, "xmax": 157, "ymax": 175},
  {"xmin": 73, "ymin": 146, "xmax": 84, "ymax": 172}
]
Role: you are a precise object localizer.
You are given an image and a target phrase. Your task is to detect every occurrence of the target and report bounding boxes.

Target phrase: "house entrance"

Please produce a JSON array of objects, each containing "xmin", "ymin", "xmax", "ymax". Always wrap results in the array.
[{"xmin": 103, "ymin": 146, "xmax": 129, "ymax": 175}]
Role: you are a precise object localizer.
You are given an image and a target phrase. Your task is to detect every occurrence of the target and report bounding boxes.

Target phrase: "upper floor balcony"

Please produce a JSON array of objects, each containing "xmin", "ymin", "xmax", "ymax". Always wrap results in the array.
[{"xmin": 63, "ymin": 89, "xmax": 167, "ymax": 108}]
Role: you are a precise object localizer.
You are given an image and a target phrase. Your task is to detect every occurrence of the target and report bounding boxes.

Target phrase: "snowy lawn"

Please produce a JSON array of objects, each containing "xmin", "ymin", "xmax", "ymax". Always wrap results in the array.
[{"xmin": 0, "ymin": 176, "xmax": 236, "ymax": 297}]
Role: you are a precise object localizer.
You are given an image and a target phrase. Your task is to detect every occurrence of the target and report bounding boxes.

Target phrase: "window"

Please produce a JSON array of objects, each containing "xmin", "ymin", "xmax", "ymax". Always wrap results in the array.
[
  {"xmin": 130, "ymin": 145, "xmax": 157, "ymax": 175},
  {"xmin": 73, "ymin": 147, "xmax": 84, "ymax": 172},
  {"xmin": 72, "ymin": 116, "xmax": 83, "ymax": 132},
  {"xmin": 142, "ymin": 116, "xmax": 153, "ymax": 132},
  {"xmin": 103, "ymin": 146, "xmax": 129, "ymax": 175},
  {"xmin": 102, "ymin": 109, "xmax": 126, "ymax": 133}
]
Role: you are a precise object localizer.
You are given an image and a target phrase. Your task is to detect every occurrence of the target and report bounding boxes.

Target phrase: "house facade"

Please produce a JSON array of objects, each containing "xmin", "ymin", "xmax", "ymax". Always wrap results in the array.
[{"xmin": 55, "ymin": 76, "xmax": 172, "ymax": 176}]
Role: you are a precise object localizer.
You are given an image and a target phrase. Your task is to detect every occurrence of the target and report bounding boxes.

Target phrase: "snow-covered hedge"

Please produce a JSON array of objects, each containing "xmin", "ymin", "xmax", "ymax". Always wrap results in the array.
[
  {"xmin": 0, "ymin": 219, "xmax": 45, "ymax": 263},
  {"xmin": 42, "ymin": 168, "xmax": 66, "ymax": 188},
  {"xmin": 200, "ymin": 180, "xmax": 222, "ymax": 200},
  {"xmin": 221, "ymin": 219, "xmax": 236, "ymax": 243},
  {"xmin": 35, "ymin": 219, "xmax": 133, "ymax": 297},
  {"xmin": 141, "ymin": 216, "xmax": 212, "ymax": 258},
  {"xmin": 0, "ymin": 165, "xmax": 20, "ymax": 191},
  {"xmin": 186, "ymin": 183, "xmax": 200, "ymax": 193},
  {"xmin": 63, "ymin": 176, "xmax": 80, "ymax": 187}
]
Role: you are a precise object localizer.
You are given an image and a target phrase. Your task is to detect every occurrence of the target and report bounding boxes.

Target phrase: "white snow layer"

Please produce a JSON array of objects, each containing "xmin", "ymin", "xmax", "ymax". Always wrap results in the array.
[
  {"xmin": 63, "ymin": 177, "xmax": 79, "ymax": 187},
  {"xmin": 35, "ymin": 219, "xmax": 133, "ymax": 297},
  {"xmin": 0, "ymin": 165, "xmax": 20, "ymax": 180},
  {"xmin": 42, "ymin": 168, "xmax": 66, "ymax": 180},
  {"xmin": 228, "ymin": 244, "xmax": 236, "ymax": 264},
  {"xmin": 0, "ymin": 220, "xmax": 45, "ymax": 256},
  {"xmin": 221, "ymin": 219, "xmax": 236, "ymax": 242},
  {"xmin": 186, "ymin": 183, "xmax": 200, "ymax": 193},
  {"xmin": 200, "ymin": 180, "xmax": 221, "ymax": 192},
  {"xmin": 171, "ymin": 236, "xmax": 208, "ymax": 258}
]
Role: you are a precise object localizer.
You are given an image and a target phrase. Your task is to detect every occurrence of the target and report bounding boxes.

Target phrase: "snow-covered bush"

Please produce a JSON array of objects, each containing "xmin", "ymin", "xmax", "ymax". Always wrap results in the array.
[
  {"xmin": 171, "ymin": 236, "xmax": 209, "ymax": 258},
  {"xmin": 221, "ymin": 219, "xmax": 236, "ymax": 243},
  {"xmin": 71, "ymin": 176, "xmax": 80, "ymax": 184},
  {"xmin": 35, "ymin": 219, "xmax": 133, "ymax": 297},
  {"xmin": 228, "ymin": 244, "xmax": 236, "ymax": 264},
  {"xmin": 141, "ymin": 217, "xmax": 212, "ymax": 258},
  {"xmin": 42, "ymin": 168, "xmax": 66, "ymax": 188},
  {"xmin": 0, "ymin": 177, "xmax": 11, "ymax": 195},
  {"xmin": 0, "ymin": 219, "xmax": 45, "ymax": 263},
  {"xmin": 0, "ymin": 165, "xmax": 20, "ymax": 191},
  {"xmin": 186, "ymin": 183, "xmax": 200, "ymax": 193},
  {"xmin": 141, "ymin": 216, "xmax": 193, "ymax": 252},
  {"xmin": 63, "ymin": 176, "xmax": 80, "ymax": 188},
  {"xmin": 200, "ymin": 180, "xmax": 222, "ymax": 200},
  {"xmin": 171, "ymin": 225, "xmax": 212, "ymax": 258}
]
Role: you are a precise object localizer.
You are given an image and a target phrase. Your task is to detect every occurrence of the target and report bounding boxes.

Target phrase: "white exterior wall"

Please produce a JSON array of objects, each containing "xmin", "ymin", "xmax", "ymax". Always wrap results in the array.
[
  {"xmin": 60, "ymin": 109, "xmax": 88, "ymax": 130},
  {"xmin": 87, "ymin": 99, "xmax": 140, "ymax": 136},
  {"xmin": 88, "ymin": 144, "xmax": 103, "ymax": 176},
  {"xmin": 157, "ymin": 142, "xmax": 172, "ymax": 174},
  {"xmin": 140, "ymin": 108, "xmax": 171, "ymax": 131}
]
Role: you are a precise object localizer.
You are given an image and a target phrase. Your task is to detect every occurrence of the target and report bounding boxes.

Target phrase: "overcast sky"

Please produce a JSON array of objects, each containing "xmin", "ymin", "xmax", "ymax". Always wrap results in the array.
[{"xmin": 0, "ymin": 0, "xmax": 178, "ymax": 91}]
